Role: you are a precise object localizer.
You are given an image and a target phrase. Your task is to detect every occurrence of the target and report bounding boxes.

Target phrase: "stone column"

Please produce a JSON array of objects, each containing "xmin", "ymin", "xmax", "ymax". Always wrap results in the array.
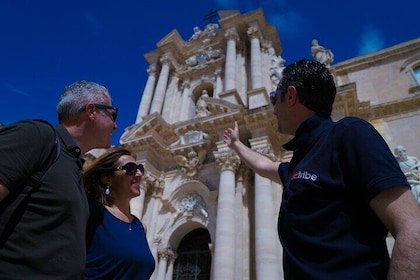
[
  {"xmin": 212, "ymin": 141, "xmax": 240, "ymax": 280},
  {"xmin": 247, "ymin": 26, "xmax": 263, "ymax": 89},
  {"xmin": 179, "ymin": 79, "xmax": 191, "ymax": 121},
  {"xmin": 136, "ymin": 65, "xmax": 157, "ymax": 123},
  {"xmin": 249, "ymin": 136, "xmax": 281, "ymax": 279},
  {"xmin": 165, "ymin": 252, "xmax": 177, "ymax": 280},
  {"xmin": 150, "ymin": 55, "xmax": 171, "ymax": 114},
  {"xmin": 224, "ymin": 29, "xmax": 238, "ymax": 91},
  {"xmin": 156, "ymin": 248, "xmax": 174, "ymax": 280},
  {"xmin": 235, "ymin": 166, "xmax": 247, "ymax": 279},
  {"xmin": 147, "ymin": 179, "xmax": 164, "ymax": 244}
]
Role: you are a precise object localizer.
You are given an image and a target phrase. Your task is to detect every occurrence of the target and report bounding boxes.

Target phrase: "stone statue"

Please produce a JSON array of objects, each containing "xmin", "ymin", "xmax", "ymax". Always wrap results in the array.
[
  {"xmin": 269, "ymin": 48, "xmax": 286, "ymax": 90},
  {"xmin": 204, "ymin": 47, "xmax": 221, "ymax": 61},
  {"xmin": 188, "ymin": 26, "xmax": 202, "ymax": 41},
  {"xmin": 203, "ymin": 23, "xmax": 219, "ymax": 37},
  {"xmin": 174, "ymin": 149, "xmax": 206, "ymax": 179},
  {"xmin": 394, "ymin": 145, "xmax": 420, "ymax": 203},
  {"xmin": 185, "ymin": 55, "xmax": 198, "ymax": 67},
  {"xmin": 311, "ymin": 39, "xmax": 334, "ymax": 68},
  {"xmin": 174, "ymin": 193, "xmax": 209, "ymax": 222},
  {"xmin": 195, "ymin": 90, "xmax": 211, "ymax": 117}
]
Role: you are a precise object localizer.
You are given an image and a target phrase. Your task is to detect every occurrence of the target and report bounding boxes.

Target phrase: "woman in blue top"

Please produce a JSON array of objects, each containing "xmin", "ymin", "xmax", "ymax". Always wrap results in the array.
[{"xmin": 83, "ymin": 147, "xmax": 155, "ymax": 280}]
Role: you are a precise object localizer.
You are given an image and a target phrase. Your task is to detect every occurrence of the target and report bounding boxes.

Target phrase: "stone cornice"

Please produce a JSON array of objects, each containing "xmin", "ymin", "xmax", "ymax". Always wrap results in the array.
[
  {"xmin": 369, "ymin": 94, "xmax": 420, "ymax": 120},
  {"xmin": 332, "ymin": 38, "xmax": 420, "ymax": 74}
]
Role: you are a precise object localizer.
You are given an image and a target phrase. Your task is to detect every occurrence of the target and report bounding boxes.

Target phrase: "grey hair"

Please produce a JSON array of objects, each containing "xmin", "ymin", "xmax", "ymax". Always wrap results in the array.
[{"xmin": 57, "ymin": 80, "xmax": 111, "ymax": 123}]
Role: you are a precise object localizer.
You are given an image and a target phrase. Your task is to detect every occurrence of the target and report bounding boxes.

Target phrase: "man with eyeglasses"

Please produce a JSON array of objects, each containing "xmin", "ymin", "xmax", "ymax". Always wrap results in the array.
[
  {"xmin": 0, "ymin": 80, "xmax": 118, "ymax": 279},
  {"xmin": 223, "ymin": 59, "xmax": 420, "ymax": 279}
]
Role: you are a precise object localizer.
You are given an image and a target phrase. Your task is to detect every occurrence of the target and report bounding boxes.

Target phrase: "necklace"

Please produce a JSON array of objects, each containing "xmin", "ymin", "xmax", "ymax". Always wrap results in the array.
[{"xmin": 106, "ymin": 205, "xmax": 133, "ymax": 231}]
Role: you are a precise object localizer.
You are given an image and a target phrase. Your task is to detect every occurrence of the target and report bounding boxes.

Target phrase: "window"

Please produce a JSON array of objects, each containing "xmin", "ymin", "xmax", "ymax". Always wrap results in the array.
[
  {"xmin": 414, "ymin": 65, "xmax": 420, "ymax": 84},
  {"xmin": 173, "ymin": 228, "xmax": 211, "ymax": 280}
]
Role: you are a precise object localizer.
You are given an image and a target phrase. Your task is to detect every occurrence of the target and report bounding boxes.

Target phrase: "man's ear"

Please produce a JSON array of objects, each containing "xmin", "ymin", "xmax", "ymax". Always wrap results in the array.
[
  {"xmin": 287, "ymin": 86, "xmax": 299, "ymax": 105},
  {"xmin": 85, "ymin": 103, "xmax": 96, "ymax": 120}
]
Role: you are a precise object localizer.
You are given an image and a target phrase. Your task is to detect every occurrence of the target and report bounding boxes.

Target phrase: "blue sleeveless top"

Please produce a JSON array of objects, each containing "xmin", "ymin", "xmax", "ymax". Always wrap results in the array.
[{"xmin": 85, "ymin": 206, "xmax": 155, "ymax": 280}]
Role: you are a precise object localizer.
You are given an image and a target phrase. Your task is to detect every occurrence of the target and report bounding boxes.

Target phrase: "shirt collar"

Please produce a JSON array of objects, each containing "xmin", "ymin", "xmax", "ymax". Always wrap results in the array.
[
  {"xmin": 54, "ymin": 124, "xmax": 82, "ymax": 158},
  {"xmin": 282, "ymin": 113, "xmax": 333, "ymax": 151}
]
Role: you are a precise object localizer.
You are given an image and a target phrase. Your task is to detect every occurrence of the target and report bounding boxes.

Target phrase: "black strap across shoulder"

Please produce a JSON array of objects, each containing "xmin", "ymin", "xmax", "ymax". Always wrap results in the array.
[{"xmin": 0, "ymin": 120, "xmax": 61, "ymax": 246}]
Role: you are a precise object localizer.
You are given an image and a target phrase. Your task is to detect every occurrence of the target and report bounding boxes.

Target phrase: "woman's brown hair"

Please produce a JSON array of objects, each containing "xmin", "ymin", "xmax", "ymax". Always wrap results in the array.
[{"xmin": 83, "ymin": 147, "xmax": 132, "ymax": 205}]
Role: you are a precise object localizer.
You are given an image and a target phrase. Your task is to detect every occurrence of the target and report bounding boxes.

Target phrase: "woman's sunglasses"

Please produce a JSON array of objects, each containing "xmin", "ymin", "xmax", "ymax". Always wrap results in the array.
[{"xmin": 115, "ymin": 162, "xmax": 144, "ymax": 175}]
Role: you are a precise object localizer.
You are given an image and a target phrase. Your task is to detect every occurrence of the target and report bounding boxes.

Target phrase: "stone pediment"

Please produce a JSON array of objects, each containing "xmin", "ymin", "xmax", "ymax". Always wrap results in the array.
[
  {"xmin": 203, "ymin": 96, "xmax": 243, "ymax": 114},
  {"xmin": 120, "ymin": 113, "xmax": 177, "ymax": 147},
  {"xmin": 157, "ymin": 29, "xmax": 185, "ymax": 48}
]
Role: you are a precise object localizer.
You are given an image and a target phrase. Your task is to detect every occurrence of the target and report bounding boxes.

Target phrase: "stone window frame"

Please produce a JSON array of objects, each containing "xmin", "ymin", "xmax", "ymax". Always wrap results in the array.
[{"xmin": 401, "ymin": 55, "xmax": 420, "ymax": 94}]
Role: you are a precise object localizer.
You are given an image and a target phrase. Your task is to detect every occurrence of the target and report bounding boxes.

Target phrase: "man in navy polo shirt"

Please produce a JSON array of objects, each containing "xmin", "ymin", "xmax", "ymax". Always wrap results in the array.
[{"xmin": 223, "ymin": 59, "xmax": 420, "ymax": 279}]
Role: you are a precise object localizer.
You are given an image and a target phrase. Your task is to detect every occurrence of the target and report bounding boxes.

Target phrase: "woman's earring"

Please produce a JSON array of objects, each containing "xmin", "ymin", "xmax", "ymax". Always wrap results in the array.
[{"xmin": 105, "ymin": 186, "xmax": 111, "ymax": 196}]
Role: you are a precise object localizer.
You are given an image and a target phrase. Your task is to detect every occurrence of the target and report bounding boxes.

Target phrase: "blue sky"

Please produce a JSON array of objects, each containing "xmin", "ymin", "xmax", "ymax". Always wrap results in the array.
[{"xmin": 0, "ymin": 0, "xmax": 418, "ymax": 146}]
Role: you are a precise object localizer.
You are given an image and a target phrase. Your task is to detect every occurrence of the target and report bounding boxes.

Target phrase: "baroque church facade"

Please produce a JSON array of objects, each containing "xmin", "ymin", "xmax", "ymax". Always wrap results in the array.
[{"xmin": 87, "ymin": 8, "xmax": 420, "ymax": 280}]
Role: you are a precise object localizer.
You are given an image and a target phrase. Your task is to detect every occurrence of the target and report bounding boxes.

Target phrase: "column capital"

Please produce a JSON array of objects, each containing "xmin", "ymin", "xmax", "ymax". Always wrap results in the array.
[
  {"xmin": 143, "ymin": 173, "xmax": 165, "ymax": 196},
  {"xmin": 147, "ymin": 64, "xmax": 157, "ymax": 76},
  {"xmin": 213, "ymin": 142, "xmax": 240, "ymax": 172},
  {"xmin": 261, "ymin": 39, "xmax": 273, "ymax": 53},
  {"xmin": 247, "ymin": 25, "xmax": 261, "ymax": 40},
  {"xmin": 224, "ymin": 28, "xmax": 239, "ymax": 41},
  {"xmin": 160, "ymin": 55, "xmax": 172, "ymax": 66},
  {"xmin": 181, "ymin": 78, "xmax": 191, "ymax": 91},
  {"xmin": 158, "ymin": 247, "xmax": 177, "ymax": 260}
]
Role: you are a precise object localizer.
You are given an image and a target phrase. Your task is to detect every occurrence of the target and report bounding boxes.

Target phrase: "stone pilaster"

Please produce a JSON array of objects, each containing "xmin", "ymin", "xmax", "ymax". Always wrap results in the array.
[
  {"xmin": 214, "ymin": 68, "xmax": 223, "ymax": 98},
  {"xmin": 179, "ymin": 79, "xmax": 191, "ymax": 121}
]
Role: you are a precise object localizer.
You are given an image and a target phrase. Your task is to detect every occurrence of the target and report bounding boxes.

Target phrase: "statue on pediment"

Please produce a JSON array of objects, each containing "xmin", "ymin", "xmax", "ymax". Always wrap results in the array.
[
  {"xmin": 269, "ymin": 48, "xmax": 286, "ymax": 90},
  {"xmin": 311, "ymin": 39, "xmax": 334, "ymax": 68},
  {"xmin": 188, "ymin": 26, "xmax": 203, "ymax": 41},
  {"xmin": 196, "ymin": 90, "xmax": 211, "ymax": 117}
]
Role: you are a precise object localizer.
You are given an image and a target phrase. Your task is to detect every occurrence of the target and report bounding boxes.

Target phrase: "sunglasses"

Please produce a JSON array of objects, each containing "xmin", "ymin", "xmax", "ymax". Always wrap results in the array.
[
  {"xmin": 78, "ymin": 104, "xmax": 118, "ymax": 122},
  {"xmin": 115, "ymin": 162, "xmax": 144, "ymax": 175},
  {"xmin": 269, "ymin": 86, "xmax": 288, "ymax": 106},
  {"xmin": 269, "ymin": 91, "xmax": 278, "ymax": 106}
]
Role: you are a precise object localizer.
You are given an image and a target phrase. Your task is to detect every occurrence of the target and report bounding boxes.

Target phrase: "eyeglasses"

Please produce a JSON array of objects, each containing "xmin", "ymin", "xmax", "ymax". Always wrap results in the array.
[
  {"xmin": 78, "ymin": 104, "xmax": 118, "ymax": 122},
  {"xmin": 269, "ymin": 91, "xmax": 278, "ymax": 106},
  {"xmin": 269, "ymin": 86, "xmax": 288, "ymax": 106},
  {"xmin": 115, "ymin": 162, "xmax": 144, "ymax": 175}
]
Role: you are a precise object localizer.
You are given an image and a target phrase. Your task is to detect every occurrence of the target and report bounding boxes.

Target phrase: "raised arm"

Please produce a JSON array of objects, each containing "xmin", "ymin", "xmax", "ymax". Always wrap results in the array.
[
  {"xmin": 370, "ymin": 186, "xmax": 420, "ymax": 279},
  {"xmin": 223, "ymin": 121, "xmax": 282, "ymax": 184}
]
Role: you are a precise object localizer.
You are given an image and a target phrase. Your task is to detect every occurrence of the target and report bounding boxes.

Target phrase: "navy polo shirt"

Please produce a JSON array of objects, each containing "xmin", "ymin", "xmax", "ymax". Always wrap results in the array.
[{"xmin": 278, "ymin": 114, "xmax": 410, "ymax": 279}]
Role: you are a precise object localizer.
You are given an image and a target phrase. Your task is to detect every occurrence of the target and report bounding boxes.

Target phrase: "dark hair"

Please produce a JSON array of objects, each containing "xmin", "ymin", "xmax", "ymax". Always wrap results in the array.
[
  {"xmin": 83, "ymin": 147, "xmax": 132, "ymax": 205},
  {"xmin": 278, "ymin": 59, "xmax": 336, "ymax": 115}
]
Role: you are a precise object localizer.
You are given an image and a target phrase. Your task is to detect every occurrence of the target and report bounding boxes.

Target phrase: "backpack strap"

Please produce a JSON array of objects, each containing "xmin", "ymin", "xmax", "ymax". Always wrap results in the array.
[{"xmin": 0, "ymin": 120, "xmax": 60, "ymax": 246}]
